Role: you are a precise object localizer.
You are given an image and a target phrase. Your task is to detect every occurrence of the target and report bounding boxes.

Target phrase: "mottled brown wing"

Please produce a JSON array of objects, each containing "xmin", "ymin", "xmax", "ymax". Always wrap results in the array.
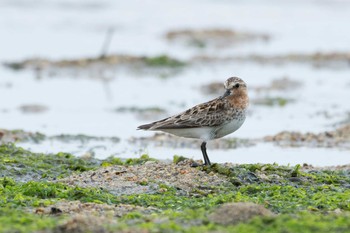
[{"xmin": 148, "ymin": 99, "xmax": 229, "ymax": 129}]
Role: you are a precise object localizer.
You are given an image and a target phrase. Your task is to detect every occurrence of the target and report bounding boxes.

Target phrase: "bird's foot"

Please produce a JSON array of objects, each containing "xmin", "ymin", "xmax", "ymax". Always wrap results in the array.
[{"xmin": 190, "ymin": 161, "xmax": 201, "ymax": 167}]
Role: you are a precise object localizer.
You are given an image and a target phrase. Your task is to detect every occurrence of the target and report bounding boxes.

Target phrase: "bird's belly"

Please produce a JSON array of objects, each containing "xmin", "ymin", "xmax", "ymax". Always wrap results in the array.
[
  {"xmin": 215, "ymin": 118, "xmax": 245, "ymax": 139},
  {"xmin": 161, "ymin": 127, "xmax": 215, "ymax": 141}
]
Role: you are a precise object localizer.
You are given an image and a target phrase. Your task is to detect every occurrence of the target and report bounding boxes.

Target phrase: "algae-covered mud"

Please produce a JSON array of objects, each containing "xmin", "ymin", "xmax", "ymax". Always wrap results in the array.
[
  {"xmin": 1, "ymin": 0, "xmax": 350, "ymax": 232},
  {"xmin": 1, "ymin": 144, "xmax": 350, "ymax": 232},
  {"xmin": 1, "ymin": 0, "xmax": 350, "ymax": 164}
]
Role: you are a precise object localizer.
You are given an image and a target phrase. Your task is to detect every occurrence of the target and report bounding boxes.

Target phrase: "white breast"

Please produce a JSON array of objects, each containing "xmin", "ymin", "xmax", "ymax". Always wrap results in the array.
[
  {"xmin": 214, "ymin": 117, "xmax": 246, "ymax": 139},
  {"xmin": 160, "ymin": 127, "xmax": 215, "ymax": 141}
]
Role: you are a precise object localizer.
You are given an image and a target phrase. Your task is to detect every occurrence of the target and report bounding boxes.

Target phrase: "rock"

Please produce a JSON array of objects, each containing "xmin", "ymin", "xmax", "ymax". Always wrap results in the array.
[
  {"xmin": 53, "ymin": 214, "xmax": 109, "ymax": 233},
  {"xmin": 208, "ymin": 202, "xmax": 273, "ymax": 225}
]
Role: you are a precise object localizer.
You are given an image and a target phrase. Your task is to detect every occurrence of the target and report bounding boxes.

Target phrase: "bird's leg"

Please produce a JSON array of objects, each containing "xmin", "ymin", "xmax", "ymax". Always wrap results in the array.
[{"xmin": 201, "ymin": 141, "xmax": 211, "ymax": 166}]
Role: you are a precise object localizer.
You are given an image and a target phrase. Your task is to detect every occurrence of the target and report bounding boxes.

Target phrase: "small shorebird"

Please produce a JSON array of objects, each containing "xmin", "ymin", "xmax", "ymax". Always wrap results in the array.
[{"xmin": 137, "ymin": 77, "xmax": 249, "ymax": 166}]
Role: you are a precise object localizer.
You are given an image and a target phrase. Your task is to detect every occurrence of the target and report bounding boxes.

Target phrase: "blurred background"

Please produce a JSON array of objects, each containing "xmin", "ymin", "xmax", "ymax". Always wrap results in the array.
[{"xmin": 0, "ymin": 0, "xmax": 349, "ymax": 165}]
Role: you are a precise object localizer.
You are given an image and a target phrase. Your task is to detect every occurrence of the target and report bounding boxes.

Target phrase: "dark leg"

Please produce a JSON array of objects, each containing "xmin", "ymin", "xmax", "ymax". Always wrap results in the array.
[{"xmin": 201, "ymin": 141, "xmax": 211, "ymax": 166}]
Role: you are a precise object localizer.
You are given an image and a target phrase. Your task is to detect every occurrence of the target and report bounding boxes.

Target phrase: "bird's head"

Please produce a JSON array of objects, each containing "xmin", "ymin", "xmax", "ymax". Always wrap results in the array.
[{"xmin": 222, "ymin": 77, "xmax": 247, "ymax": 98}]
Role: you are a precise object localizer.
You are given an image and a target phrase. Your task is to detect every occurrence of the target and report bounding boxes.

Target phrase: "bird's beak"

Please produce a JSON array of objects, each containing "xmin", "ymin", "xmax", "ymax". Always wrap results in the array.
[{"xmin": 220, "ymin": 89, "xmax": 231, "ymax": 99}]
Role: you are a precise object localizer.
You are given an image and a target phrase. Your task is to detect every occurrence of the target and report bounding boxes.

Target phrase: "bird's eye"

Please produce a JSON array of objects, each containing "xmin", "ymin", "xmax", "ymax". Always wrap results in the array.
[{"xmin": 235, "ymin": 83, "xmax": 240, "ymax": 88}]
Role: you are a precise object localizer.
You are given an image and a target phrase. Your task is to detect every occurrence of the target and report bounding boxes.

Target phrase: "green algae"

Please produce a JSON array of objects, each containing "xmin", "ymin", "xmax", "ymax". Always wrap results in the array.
[
  {"xmin": 104, "ymin": 208, "xmax": 350, "ymax": 233},
  {"xmin": 0, "ymin": 207, "xmax": 58, "ymax": 233},
  {"xmin": 0, "ymin": 143, "xmax": 155, "ymax": 181},
  {"xmin": 101, "ymin": 154, "xmax": 157, "ymax": 167},
  {"xmin": 143, "ymin": 55, "xmax": 186, "ymax": 68},
  {"xmin": 0, "ymin": 177, "xmax": 116, "ymax": 232},
  {"xmin": 0, "ymin": 178, "xmax": 117, "ymax": 208},
  {"xmin": 1, "ymin": 144, "xmax": 350, "ymax": 232},
  {"xmin": 173, "ymin": 155, "xmax": 188, "ymax": 164},
  {"xmin": 4, "ymin": 54, "xmax": 187, "ymax": 74},
  {"xmin": 254, "ymin": 97, "xmax": 294, "ymax": 107},
  {"xmin": 113, "ymin": 212, "xmax": 350, "ymax": 233},
  {"xmin": 231, "ymin": 212, "xmax": 350, "ymax": 233},
  {"xmin": 111, "ymin": 181, "xmax": 350, "ymax": 213},
  {"xmin": 124, "ymin": 154, "xmax": 158, "ymax": 165},
  {"xmin": 0, "ymin": 143, "xmax": 99, "ymax": 181},
  {"xmin": 201, "ymin": 163, "xmax": 350, "ymax": 213}
]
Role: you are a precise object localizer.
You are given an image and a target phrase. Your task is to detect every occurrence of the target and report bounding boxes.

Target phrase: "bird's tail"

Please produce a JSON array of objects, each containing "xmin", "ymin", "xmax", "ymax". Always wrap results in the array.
[{"xmin": 137, "ymin": 123, "xmax": 156, "ymax": 130}]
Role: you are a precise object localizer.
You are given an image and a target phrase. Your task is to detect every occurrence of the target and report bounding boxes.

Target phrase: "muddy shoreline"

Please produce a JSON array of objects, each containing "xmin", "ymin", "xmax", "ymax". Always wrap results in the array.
[{"xmin": 1, "ymin": 143, "xmax": 350, "ymax": 232}]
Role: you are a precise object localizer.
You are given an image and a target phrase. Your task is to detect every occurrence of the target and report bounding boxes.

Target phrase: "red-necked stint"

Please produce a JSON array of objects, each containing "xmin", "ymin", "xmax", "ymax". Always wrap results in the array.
[{"xmin": 138, "ymin": 77, "xmax": 249, "ymax": 166}]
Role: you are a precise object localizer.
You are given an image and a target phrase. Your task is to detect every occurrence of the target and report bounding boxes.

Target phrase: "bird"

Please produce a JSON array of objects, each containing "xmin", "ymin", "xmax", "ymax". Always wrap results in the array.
[{"xmin": 137, "ymin": 77, "xmax": 249, "ymax": 166}]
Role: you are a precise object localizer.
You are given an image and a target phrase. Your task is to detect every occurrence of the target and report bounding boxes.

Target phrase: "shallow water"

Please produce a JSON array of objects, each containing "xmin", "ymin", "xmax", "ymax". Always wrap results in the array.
[{"xmin": 0, "ymin": 0, "xmax": 349, "ymax": 165}]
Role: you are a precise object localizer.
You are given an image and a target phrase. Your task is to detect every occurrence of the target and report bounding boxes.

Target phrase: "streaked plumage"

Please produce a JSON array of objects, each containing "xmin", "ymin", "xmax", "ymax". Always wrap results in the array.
[{"xmin": 138, "ymin": 77, "xmax": 249, "ymax": 165}]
